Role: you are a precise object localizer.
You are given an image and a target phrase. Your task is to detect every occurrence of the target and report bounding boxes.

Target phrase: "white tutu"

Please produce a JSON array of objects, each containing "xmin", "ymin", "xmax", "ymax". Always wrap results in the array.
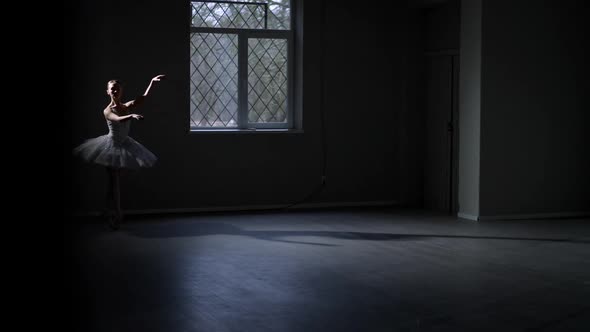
[{"xmin": 73, "ymin": 119, "xmax": 157, "ymax": 169}]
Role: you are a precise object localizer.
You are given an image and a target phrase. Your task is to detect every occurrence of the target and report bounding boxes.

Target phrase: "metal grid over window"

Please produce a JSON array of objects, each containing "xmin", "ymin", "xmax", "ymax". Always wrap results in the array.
[
  {"xmin": 191, "ymin": 1, "xmax": 268, "ymax": 29},
  {"xmin": 248, "ymin": 38, "xmax": 288, "ymax": 124},
  {"xmin": 190, "ymin": 1, "xmax": 292, "ymax": 130}
]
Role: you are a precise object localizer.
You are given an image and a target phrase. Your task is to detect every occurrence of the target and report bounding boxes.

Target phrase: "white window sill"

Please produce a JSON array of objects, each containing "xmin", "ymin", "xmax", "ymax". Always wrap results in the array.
[{"xmin": 188, "ymin": 128, "xmax": 304, "ymax": 135}]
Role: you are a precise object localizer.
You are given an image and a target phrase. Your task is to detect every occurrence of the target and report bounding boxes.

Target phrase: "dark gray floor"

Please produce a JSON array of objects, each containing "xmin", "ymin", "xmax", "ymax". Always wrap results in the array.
[{"xmin": 68, "ymin": 208, "xmax": 590, "ymax": 331}]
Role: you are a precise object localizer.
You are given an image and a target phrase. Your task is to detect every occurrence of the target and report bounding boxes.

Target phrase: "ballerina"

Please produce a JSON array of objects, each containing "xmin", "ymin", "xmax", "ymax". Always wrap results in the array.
[{"xmin": 74, "ymin": 74, "xmax": 165, "ymax": 229}]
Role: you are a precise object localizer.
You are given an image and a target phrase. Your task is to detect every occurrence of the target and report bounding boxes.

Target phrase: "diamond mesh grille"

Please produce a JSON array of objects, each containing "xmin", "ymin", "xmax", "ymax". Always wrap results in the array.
[
  {"xmin": 191, "ymin": 1, "xmax": 290, "ymax": 30},
  {"xmin": 247, "ymin": 38, "xmax": 288, "ymax": 124},
  {"xmin": 190, "ymin": 33, "xmax": 239, "ymax": 128}
]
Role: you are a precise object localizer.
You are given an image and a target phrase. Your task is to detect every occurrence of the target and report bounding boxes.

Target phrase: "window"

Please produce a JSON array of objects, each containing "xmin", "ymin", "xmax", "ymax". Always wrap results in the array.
[{"xmin": 190, "ymin": 0, "xmax": 294, "ymax": 130}]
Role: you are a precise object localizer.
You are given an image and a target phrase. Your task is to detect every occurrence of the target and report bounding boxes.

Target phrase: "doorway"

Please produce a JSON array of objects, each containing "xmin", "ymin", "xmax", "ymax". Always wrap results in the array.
[{"xmin": 423, "ymin": 53, "xmax": 459, "ymax": 214}]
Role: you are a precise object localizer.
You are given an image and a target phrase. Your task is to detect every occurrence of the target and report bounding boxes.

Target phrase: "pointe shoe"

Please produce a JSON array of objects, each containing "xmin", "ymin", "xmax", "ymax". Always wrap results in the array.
[{"xmin": 108, "ymin": 214, "xmax": 120, "ymax": 230}]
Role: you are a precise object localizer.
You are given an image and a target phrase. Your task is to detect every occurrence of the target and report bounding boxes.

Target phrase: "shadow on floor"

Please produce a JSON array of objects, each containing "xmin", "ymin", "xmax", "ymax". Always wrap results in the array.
[{"xmin": 119, "ymin": 221, "xmax": 588, "ymax": 246}]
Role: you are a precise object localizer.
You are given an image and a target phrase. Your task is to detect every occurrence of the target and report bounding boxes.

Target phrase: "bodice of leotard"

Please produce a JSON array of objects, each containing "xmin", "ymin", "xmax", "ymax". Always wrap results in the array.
[{"xmin": 106, "ymin": 118, "xmax": 130, "ymax": 143}]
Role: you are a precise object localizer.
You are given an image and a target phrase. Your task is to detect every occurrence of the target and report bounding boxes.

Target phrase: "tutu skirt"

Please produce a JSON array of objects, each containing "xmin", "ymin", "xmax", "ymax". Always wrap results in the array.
[{"xmin": 73, "ymin": 134, "xmax": 157, "ymax": 169}]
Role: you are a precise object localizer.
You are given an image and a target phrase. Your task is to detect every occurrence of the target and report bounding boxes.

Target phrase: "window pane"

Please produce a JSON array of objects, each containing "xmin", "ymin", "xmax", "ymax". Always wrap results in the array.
[
  {"xmin": 265, "ymin": 0, "xmax": 290, "ymax": 30},
  {"xmin": 190, "ymin": 33, "xmax": 239, "ymax": 128},
  {"xmin": 248, "ymin": 38, "xmax": 288, "ymax": 124},
  {"xmin": 191, "ymin": 1, "xmax": 290, "ymax": 30}
]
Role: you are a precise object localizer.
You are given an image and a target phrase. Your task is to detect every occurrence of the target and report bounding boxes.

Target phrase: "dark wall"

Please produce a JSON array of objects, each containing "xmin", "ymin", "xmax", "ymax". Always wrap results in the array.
[
  {"xmin": 480, "ymin": 0, "xmax": 589, "ymax": 215},
  {"xmin": 399, "ymin": 6, "xmax": 425, "ymax": 207},
  {"xmin": 319, "ymin": 1, "xmax": 405, "ymax": 204},
  {"xmin": 423, "ymin": 0, "xmax": 460, "ymax": 52},
  {"xmin": 67, "ymin": 0, "xmax": 412, "ymax": 214}
]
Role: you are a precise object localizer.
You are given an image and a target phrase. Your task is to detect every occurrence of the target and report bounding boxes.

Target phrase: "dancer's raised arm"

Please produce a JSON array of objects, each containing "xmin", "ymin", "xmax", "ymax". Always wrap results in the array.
[{"xmin": 125, "ymin": 74, "xmax": 166, "ymax": 109}]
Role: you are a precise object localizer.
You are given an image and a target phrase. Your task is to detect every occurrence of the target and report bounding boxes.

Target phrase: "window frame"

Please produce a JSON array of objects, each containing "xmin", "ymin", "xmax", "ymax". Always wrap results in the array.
[{"xmin": 189, "ymin": 0, "xmax": 295, "ymax": 131}]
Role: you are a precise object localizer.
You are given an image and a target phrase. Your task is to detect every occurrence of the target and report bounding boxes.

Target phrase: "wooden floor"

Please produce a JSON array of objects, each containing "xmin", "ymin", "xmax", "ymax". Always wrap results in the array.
[{"xmin": 67, "ymin": 208, "xmax": 590, "ymax": 331}]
